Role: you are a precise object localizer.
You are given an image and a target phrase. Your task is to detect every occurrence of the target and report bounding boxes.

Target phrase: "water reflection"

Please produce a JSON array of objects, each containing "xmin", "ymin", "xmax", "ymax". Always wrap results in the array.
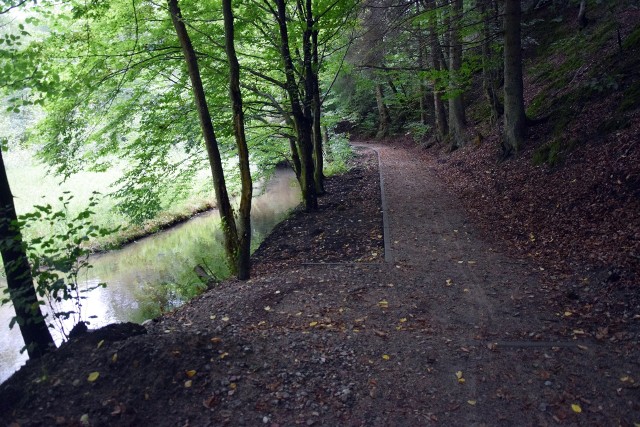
[{"xmin": 0, "ymin": 169, "xmax": 300, "ymax": 383}]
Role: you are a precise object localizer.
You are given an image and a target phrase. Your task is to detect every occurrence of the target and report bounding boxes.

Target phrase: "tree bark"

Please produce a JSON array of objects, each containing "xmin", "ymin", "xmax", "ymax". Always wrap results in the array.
[
  {"xmin": 275, "ymin": 0, "xmax": 317, "ymax": 210},
  {"xmin": 309, "ymin": 3, "xmax": 325, "ymax": 195},
  {"xmin": 0, "ymin": 150, "xmax": 55, "ymax": 358},
  {"xmin": 167, "ymin": 0, "xmax": 241, "ymax": 273},
  {"xmin": 375, "ymin": 83, "xmax": 391, "ymax": 138},
  {"xmin": 222, "ymin": 0, "xmax": 252, "ymax": 280},
  {"xmin": 428, "ymin": 1, "xmax": 448, "ymax": 140},
  {"xmin": 502, "ymin": 0, "xmax": 527, "ymax": 156},
  {"xmin": 481, "ymin": 0, "xmax": 504, "ymax": 124},
  {"xmin": 448, "ymin": 0, "xmax": 467, "ymax": 149},
  {"xmin": 577, "ymin": 0, "xmax": 587, "ymax": 29}
]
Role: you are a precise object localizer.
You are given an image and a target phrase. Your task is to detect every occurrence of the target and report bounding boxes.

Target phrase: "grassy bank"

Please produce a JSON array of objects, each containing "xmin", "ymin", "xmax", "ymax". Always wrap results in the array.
[{"xmin": 5, "ymin": 148, "xmax": 215, "ymax": 250}]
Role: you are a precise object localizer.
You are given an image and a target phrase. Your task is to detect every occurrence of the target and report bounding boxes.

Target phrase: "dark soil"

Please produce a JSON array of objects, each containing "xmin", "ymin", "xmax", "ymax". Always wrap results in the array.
[{"xmin": 1, "ymin": 145, "xmax": 639, "ymax": 426}]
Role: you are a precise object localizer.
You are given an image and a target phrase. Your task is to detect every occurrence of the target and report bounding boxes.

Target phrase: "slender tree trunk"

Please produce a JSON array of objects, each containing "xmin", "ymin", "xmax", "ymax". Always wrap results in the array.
[
  {"xmin": 0, "ymin": 150, "xmax": 54, "ymax": 358},
  {"xmin": 428, "ymin": 4, "xmax": 448, "ymax": 140},
  {"xmin": 502, "ymin": 0, "xmax": 527, "ymax": 156},
  {"xmin": 222, "ymin": 0, "xmax": 252, "ymax": 280},
  {"xmin": 481, "ymin": 0, "xmax": 504, "ymax": 124},
  {"xmin": 416, "ymin": 3, "xmax": 430, "ymax": 126},
  {"xmin": 309, "ymin": 6, "xmax": 324, "ymax": 195},
  {"xmin": 448, "ymin": 0, "xmax": 467, "ymax": 149},
  {"xmin": 168, "ymin": 0, "xmax": 241, "ymax": 272},
  {"xmin": 375, "ymin": 83, "xmax": 391, "ymax": 138},
  {"xmin": 577, "ymin": 0, "xmax": 587, "ymax": 29},
  {"xmin": 275, "ymin": 0, "xmax": 317, "ymax": 210}
]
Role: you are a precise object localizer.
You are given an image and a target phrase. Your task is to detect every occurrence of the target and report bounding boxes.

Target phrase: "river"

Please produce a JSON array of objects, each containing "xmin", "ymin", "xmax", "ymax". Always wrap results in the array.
[{"xmin": 0, "ymin": 169, "xmax": 300, "ymax": 384}]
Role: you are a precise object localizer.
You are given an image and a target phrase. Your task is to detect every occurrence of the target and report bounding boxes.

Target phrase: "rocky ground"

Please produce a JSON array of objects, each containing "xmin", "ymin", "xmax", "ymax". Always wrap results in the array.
[{"xmin": 1, "ymin": 144, "xmax": 638, "ymax": 426}]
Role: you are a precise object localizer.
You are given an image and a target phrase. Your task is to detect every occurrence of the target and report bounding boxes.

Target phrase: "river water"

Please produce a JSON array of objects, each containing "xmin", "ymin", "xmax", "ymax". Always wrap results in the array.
[{"xmin": 0, "ymin": 170, "xmax": 300, "ymax": 384}]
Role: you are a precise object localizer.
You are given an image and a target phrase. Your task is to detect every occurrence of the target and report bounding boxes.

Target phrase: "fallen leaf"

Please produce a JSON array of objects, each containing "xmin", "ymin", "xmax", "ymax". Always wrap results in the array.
[
  {"xmin": 399, "ymin": 318, "xmax": 407, "ymax": 323},
  {"xmin": 87, "ymin": 372, "xmax": 100, "ymax": 382},
  {"xmin": 221, "ymin": 316, "xmax": 229, "ymax": 322},
  {"xmin": 446, "ymin": 279, "xmax": 453, "ymax": 286},
  {"xmin": 309, "ymin": 321, "xmax": 318, "ymax": 327},
  {"xmin": 571, "ymin": 403, "xmax": 582, "ymax": 413},
  {"xmin": 382, "ymin": 354, "xmax": 390, "ymax": 360},
  {"xmin": 455, "ymin": 371, "xmax": 465, "ymax": 384},
  {"xmin": 264, "ymin": 306, "xmax": 272, "ymax": 312},
  {"xmin": 564, "ymin": 311, "xmax": 573, "ymax": 317},
  {"xmin": 229, "ymin": 382, "xmax": 237, "ymax": 390},
  {"xmin": 184, "ymin": 380, "xmax": 192, "ymax": 388},
  {"xmin": 96, "ymin": 340, "xmax": 105, "ymax": 349},
  {"xmin": 203, "ymin": 395, "xmax": 219, "ymax": 408},
  {"xmin": 185, "ymin": 370, "xmax": 197, "ymax": 378},
  {"xmin": 374, "ymin": 330, "xmax": 387, "ymax": 338},
  {"xmin": 467, "ymin": 400, "xmax": 476, "ymax": 405},
  {"xmin": 219, "ymin": 352, "xmax": 229, "ymax": 359},
  {"xmin": 378, "ymin": 300, "xmax": 389, "ymax": 309},
  {"xmin": 111, "ymin": 353, "xmax": 118, "ymax": 363},
  {"xmin": 210, "ymin": 337, "xmax": 222, "ymax": 344}
]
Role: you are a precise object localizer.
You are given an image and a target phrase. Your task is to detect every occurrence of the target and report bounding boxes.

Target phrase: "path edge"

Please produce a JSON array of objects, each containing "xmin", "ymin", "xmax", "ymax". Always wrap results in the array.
[{"xmin": 353, "ymin": 143, "xmax": 393, "ymax": 263}]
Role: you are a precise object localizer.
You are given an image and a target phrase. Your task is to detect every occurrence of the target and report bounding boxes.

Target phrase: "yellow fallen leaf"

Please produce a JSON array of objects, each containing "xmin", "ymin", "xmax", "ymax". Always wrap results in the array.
[
  {"xmin": 382, "ymin": 354, "xmax": 390, "ymax": 360},
  {"xmin": 229, "ymin": 382, "xmax": 237, "ymax": 390},
  {"xmin": 186, "ymin": 370, "xmax": 197, "ymax": 378},
  {"xmin": 455, "ymin": 371, "xmax": 465, "ymax": 384},
  {"xmin": 219, "ymin": 352, "xmax": 229, "ymax": 359},
  {"xmin": 221, "ymin": 316, "xmax": 229, "ymax": 322},
  {"xmin": 620, "ymin": 376, "xmax": 634, "ymax": 383},
  {"xmin": 309, "ymin": 321, "xmax": 318, "ymax": 327},
  {"xmin": 378, "ymin": 300, "xmax": 389, "ymax": 309},
  {"xmin": 257, "ymin": 320, "xmax": 266, "ymax": 326},
  {"xmin": 564, "ymin": 311, "xmax": 573, "ymax": 317},
  {"xmin": 399, "ymin": 318, "xmax": 407, "ymax": 323},
  {"xmin": 184, "ymin": 380, "xmax": 192, "ymax": 388},
  {"xmin": 571, "ymin": 403, "xmax": 582, "ymax": 413},
  {"xmin": 96, "ymin": 340, "xmax": 105, "ymax": 349},
  {"xmin": 467, "ymin": 400, "xmax": 476, "ymax": 405},
  {"xmin": 111, "ymin": 353, "xmax": 118, "ymax": 363},
  {"xmin": 87, "ymin": 372, "xmax": 100, "ymax": 382}
]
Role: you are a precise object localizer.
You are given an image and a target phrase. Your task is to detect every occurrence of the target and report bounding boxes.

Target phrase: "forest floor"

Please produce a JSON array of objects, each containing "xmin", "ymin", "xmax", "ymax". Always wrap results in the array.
[{"xmin": 1, "ymin": 143, "xmax": 639, "ymax": 426}]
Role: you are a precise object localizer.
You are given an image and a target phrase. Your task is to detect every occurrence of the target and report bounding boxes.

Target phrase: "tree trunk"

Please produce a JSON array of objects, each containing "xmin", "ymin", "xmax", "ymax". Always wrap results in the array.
[
  {"xmin": 310, "ymin": 7, "xmax": 325, "ymax": 195},
  {"xmin": 448, "ymin": 0, "xmax": 467, "ymax": 149},
  {"xmin": 0, "ymin": 150, "xmax": 55, "ymax": 358},
  {"xmin": 167, "ymin": 0, "xmax": 241, "ymax": 272},
  {"xmin": 577, "ymin": 0, "xmax": 587, "ymax": 29},
  {"xmin": 481, "ymin": 0, "xmax": 504, "ymax": 124},
  {"xmin": 222, "ymin": 0, "xmax": 252, "ymax": 280},
  {"xmin": 428, "ymin": 4, "xmax": 448, "ymax": 141},
  {"xmin": 502, "ymin": 0, "xmax": 527, "ymax": 156},
  {"xmin": 375, "ymin": 83, "xmax": 391, "ymax": 138},
  {"xmin": 275, "ymin": 0, "xmax": 317, "ymax": 210}
]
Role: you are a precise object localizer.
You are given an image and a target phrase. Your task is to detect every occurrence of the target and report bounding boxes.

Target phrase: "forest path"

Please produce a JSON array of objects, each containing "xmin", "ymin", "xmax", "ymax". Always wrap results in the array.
[
  {"xmin": 348, "ymin": 142, "xmax": 635, "ymax": 425},
  {"xmin": 3, "ymin": 143, "xmax": 637, "ymax": 426}
]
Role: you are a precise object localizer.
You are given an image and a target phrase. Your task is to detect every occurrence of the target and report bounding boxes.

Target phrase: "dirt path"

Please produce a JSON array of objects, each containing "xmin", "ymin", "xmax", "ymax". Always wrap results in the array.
[{"xmin": 1, "ymin": 143, "xmax": 638, "ymax": 426}]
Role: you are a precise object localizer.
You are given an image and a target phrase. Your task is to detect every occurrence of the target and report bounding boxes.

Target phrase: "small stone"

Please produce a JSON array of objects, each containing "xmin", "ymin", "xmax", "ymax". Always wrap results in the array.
[
  {"xmin": 544, "ymin": 381, "xmax": 552, "ymax": 386},
  {"xmin": 262, "ymin": 416, "xmax": 270, "ymax": 424}
]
